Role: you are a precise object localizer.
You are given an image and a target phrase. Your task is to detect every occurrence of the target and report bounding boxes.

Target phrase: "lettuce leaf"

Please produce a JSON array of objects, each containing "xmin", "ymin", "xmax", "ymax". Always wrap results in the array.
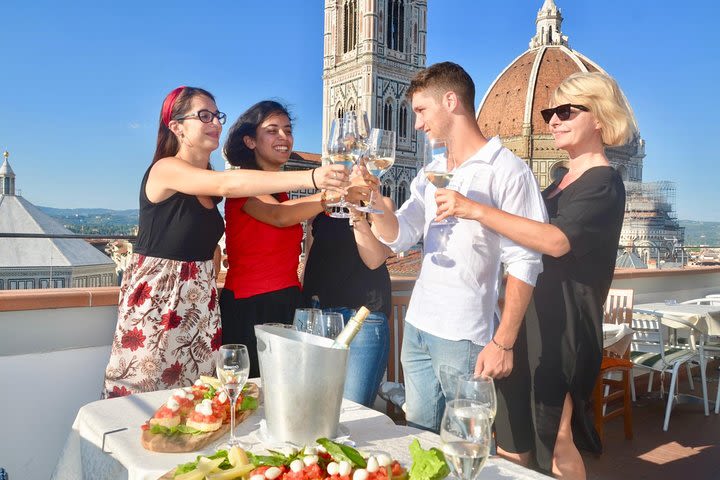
[
  {"xmin": 150, "ymin": 423, "xmax": 207, "ymax": 436},
  {"xmin": 408, "ymin": 439, "xmax": 450, "ymax": 480},
  {"xmin": 240, "ymin": 395, "xmax": 258, "ymax": 410}
]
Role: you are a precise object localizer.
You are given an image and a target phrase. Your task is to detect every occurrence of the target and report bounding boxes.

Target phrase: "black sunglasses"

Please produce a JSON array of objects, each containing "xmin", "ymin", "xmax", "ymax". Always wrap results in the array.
[
  {"xmin": 174, "ymin": 109, "xmax": 227, "ymax": 125},
  {"xmin": 540, "ymin": 104, "xmax": 589, "ymax": 123}
]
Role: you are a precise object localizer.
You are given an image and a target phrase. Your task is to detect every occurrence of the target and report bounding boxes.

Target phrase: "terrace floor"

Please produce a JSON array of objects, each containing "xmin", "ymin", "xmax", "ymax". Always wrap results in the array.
[{"xmin": 583, "ymin": 364, "xmax": 720, "ymax": 480}]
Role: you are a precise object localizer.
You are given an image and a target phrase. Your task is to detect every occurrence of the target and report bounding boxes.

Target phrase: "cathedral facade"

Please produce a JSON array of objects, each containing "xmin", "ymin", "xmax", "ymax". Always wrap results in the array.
[{"xmin": 321, "ymin": 0, "xmax": 426, "ymax": 207}]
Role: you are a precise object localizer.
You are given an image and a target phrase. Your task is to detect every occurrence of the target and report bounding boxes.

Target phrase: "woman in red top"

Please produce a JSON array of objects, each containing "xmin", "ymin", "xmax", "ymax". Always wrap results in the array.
[{"xmin": 220, "ymin": 100, "xmax": 368, "ymax": 377}]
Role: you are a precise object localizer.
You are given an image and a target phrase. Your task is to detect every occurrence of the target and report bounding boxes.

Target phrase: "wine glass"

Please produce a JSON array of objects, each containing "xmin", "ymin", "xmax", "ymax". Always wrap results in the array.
[
  {"xmin": 456, "ymin": 374, "xmax": 497, "ymax": 420},
  {"xmin": 215, "ymin": 344, "xmax": 251, "ymax": 448},
  {"xmin": 440, "ymin": 399, "xmax": 493, "ymax": 480},
  {"xmin": 292, "ymin": 308, "xmax": 322, "ymax": 333},
  {"xmin": 356, "ymin": 128, "xmax": 396, "ymax": 214},
  {"xmin": 423, "ymin": 135, "xmax": 458, "ymax": 226},
  {"xmin": 312, "ymin": 312, "xmax": 345, "ymax": 339},
  {"xmin": 326, "ymin": 116, "xmax": 359, "ymax": 218}
]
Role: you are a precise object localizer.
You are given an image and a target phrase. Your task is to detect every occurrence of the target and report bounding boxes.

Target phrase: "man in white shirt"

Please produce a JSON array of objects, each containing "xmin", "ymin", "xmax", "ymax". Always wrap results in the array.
[{"xmin": 369, "ymin": 62, "xmax": 547, "ymax": 432}]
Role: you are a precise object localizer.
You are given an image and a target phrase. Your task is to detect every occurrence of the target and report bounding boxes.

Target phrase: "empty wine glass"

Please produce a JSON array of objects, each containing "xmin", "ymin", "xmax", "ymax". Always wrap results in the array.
[
  {"xmin": 312, "ymin": 312, "xmax": 345, "ymax": 339},
  {"xmin": 356, "ymin": 128, "xmax": 396, "ymax": 214},
  {"xmin": 456, "ymin": 374, "xmax": 497, "ymax": 420},
  {"xmin": 440, "ymin": 399, "xmax": 492, "ymax": 480},
  {"xmin": 292, "ymin": 308, "xmax": 322, "ymax": 333},
  {"xmin": 215, "ymin": 344, "xmax": 251, "ymax": 448},
  {"xmin": 423, "ymin": 135, "xmax": 458, "ymax": 226}
]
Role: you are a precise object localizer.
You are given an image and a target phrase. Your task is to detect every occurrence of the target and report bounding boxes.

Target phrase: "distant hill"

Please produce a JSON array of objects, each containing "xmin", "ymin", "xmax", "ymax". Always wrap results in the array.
[
  {"xmin": 679, "ymin": 220, "xmax": 720, "ymax": 246},
  {"xmin": 38, "ymin": 207, "xmax": 139, "ymax": 235}
]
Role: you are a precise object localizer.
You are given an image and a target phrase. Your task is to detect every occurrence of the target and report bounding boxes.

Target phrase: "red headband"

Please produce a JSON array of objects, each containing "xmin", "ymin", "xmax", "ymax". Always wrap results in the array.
[{"xmin": 161, "ymin": 86, "xmax": 187, "ymax": 127}]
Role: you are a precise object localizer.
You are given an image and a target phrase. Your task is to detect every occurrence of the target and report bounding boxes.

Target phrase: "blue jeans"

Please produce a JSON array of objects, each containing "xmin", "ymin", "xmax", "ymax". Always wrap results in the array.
[
  {"xmin": 326, "ymin": 308, "xmax": 389, "ymax": 407},
  {"xmin": 401, "ymin": 321, "xmax": 484, "ymax": 433}
]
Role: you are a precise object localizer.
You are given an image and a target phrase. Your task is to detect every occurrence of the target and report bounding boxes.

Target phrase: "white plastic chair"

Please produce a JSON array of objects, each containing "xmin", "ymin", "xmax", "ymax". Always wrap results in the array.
[{"xmin": 631, "ymin": 309, "xmax": 709, "ymax": 431}]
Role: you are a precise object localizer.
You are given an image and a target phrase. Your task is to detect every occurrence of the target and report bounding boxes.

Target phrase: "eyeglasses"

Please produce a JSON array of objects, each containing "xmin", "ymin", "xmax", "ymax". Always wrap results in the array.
[
  {"xmin": 540, "ymin": 104, "xmax": 589, "ymax": 123},
  {"xmin": 174, "ymin": 109, "xmax": 227, "ymax": 125}
]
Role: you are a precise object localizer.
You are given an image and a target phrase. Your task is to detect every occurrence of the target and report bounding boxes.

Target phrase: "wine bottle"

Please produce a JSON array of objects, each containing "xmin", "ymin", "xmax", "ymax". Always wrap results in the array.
[{"xmin": 331, "ymin": 306, "xmax": 371, "ymax": 349}]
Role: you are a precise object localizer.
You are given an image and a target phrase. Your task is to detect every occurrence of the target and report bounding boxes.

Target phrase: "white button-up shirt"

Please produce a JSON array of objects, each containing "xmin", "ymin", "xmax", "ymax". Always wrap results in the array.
[{"xmin": 383, "ymin": 136, "xmax": 547, "ymax": 345}]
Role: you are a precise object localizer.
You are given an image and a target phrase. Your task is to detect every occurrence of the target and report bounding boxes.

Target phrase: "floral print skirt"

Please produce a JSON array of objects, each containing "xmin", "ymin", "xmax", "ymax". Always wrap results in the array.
[{"xmin": 102, "ymin": 253, "xmax": 222, "ymax": 398}]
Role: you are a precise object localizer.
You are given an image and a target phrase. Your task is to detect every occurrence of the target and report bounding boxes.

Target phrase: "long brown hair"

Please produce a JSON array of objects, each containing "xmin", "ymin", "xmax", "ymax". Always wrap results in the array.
[{"xmin": 152, "ymin": 86, "xmax": 216, "ymax": 164}]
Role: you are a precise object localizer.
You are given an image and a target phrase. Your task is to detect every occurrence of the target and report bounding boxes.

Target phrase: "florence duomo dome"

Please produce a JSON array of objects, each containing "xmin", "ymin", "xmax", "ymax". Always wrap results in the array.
[{"xmin": 476, "ymin": 0, "xmax": 646, "ymax": 189}]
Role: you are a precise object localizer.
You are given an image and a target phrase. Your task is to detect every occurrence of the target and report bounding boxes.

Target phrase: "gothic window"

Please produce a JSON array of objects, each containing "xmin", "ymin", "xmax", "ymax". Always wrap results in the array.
[
  {"xmin": 383, "ymin": 99, "xmax": 394, "ymax": 131},
  {"xmin": 382, "ymin": 181, "xmax": 393, "ymax": 199},
  {"xmin": 398, "ymin": 102, "xmax": 408, "ymax": 139},
  {"xmin": 396, "ymin": 180, "xmax": 409, "ymax": 206},
  {"xmin": 386, "ymin": 0, "xmax": 405, "ymax": 52},
  {"xmin": 347, "ymin": 101, "xmax": 356, "ymax": 113},
  {"xmin": 343, "ymin": 0, "xmax": 358, "ymax": 53},
  {"xmin": 337, "ymin": 105, "xmax": 345, "ymax": 120}
]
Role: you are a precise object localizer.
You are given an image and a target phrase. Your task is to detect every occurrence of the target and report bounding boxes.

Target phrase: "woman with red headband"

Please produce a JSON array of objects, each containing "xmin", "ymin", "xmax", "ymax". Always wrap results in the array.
[{"xmin": 101, "ymin": 86, "xmax": 348, "ymax": 398}]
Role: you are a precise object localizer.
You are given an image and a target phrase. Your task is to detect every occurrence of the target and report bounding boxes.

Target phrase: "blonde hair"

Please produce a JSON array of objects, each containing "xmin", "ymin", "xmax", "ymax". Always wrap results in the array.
[{"xmin": 552, "ymin": 72, "xmax": 638, "ymax": 146}]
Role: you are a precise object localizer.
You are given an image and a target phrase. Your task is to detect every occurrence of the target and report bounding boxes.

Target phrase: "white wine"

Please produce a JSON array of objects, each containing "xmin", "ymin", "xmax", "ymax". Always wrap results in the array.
[
  {"xmin": 218, "ymin": 368, "xmax": 248, "ymax": 398},
  {"xmin": 426, "ymin": 171, "xmax": 454, "ymax": 188},
  {"xmin": 330, "ymin": 153, "xmax": 355, "ymax": 170},
  {"xmin": 366, "ymin": 157, "xmax": 395, "ymax": 177},
  {"xmin": 331, "ymin": 306, "xmax": 371, "ymax": 349},
  {"xmin": 442, "ymin": 441, "xmax": 489, "ymax": 480}
]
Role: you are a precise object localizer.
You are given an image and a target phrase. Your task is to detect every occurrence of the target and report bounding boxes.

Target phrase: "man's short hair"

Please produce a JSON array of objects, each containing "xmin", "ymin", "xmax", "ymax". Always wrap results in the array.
[{"xmin": 407, "ymin": 62, "xmax": 476, "ymax": 115}]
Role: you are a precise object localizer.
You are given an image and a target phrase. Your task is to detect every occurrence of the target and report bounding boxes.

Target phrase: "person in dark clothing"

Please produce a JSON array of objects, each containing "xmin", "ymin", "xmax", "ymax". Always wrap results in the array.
[
  {"xmin": 434, "ymin": 72, "xmax": 636, "ymax": 478},
  {"xmin": 302, "ymin": 194, "xmax": 394, "ymax": 406}
]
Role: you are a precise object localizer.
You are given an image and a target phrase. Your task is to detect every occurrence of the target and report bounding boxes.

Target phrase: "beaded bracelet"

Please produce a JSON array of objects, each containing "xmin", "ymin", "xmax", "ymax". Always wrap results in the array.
[{"xmin": 491, "ymin": 338, "xmax": 513, "ymax": 351}]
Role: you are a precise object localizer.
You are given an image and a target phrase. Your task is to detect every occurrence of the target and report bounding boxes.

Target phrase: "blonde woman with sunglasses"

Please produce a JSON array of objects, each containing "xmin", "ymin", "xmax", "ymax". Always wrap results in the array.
[{"xmin": 435, "ymin": 72, "xmax": 637, "ymax": 478}]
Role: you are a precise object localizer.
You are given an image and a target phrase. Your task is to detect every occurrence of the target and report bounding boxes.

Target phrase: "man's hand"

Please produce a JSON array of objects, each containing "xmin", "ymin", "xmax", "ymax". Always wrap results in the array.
[
  {"xmin": 474, "ymin": 343, "xmax": 513, "ymax": 379},
  {"xmin": 435, "ymin": 189, "xmax": 481, "ymax": 222}
]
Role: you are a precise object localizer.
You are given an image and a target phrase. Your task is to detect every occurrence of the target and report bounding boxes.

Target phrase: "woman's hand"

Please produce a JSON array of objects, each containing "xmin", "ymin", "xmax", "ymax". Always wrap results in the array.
[
  {"xmin": 314, "ymin": 164, "xmax": 350, "ymax": 194},
  {"xmin": 435, "ymin": 189, "xmax": 482, "ymax": 222}
]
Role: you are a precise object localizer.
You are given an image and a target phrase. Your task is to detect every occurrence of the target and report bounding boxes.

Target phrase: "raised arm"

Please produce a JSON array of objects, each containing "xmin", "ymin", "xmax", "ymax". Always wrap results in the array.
[
  {"xmin": 349, "ymin": 197, "xmax": 395, "ymax": 270},
  {"xmin": 148, "ymin": 157, "xmax": 349, "ymax": 200},
  {"xmin": 435, "ymin": 190, "xmax": 570, "ymax": 257}
]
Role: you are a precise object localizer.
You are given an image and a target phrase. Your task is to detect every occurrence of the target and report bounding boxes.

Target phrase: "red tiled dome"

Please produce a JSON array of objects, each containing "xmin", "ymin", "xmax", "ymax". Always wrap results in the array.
[{"xmin": 477, "ymin": 45, "xmax": 603, "ymax": 139}]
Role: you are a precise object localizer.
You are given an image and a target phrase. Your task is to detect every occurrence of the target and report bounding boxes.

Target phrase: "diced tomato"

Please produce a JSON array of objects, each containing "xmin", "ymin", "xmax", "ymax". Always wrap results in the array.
[
  {"xmin": 391, "ymin": 462, "xmax": 404, "ymax": 477},
  {"xmin": 141, "ymin": 423, "xmax": 149, "ymax": 431},
  {"xmin": 187, "ymin": 410, "xmax": 221, "ymax": 423},
  {"xmin": 154, "ymin": 405, "xmax": 178, "ymax": 419}
]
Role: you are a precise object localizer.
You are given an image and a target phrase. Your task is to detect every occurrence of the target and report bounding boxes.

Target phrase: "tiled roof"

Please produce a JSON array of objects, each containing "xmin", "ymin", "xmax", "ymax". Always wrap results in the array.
[{"xmin": 477, "ymin": 46, "xmax": 604, "ymax": 138}]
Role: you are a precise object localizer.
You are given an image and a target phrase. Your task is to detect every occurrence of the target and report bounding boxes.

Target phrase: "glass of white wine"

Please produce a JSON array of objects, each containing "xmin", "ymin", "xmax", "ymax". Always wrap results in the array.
[
  {"xmin": 423, "ymin": 135, "xmax": 458, "ymax": 225},
  {"xmin": 357, "ymin": 128, "xmax": 395, "ymax": 214},
  {"xmin": 326, "ymin": 116, "xmax": 358, "ymax": 218},
  {"xmin": 215, "ymin": 344, "xmax": 251, "ymax": 448},
  {"xmin": 440, "ymin": 399, "xmax": 493, "ymax": 480}
]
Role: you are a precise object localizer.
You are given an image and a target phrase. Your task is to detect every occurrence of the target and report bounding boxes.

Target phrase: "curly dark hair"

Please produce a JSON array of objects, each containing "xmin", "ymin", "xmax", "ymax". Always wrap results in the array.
[{"xmin": 223, "ymin": 100, "xmax": 293, "ymax": 170}]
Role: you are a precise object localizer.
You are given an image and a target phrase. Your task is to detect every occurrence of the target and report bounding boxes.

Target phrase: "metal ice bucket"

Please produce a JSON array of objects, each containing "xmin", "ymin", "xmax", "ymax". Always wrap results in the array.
[{"xmin": 255, "ymin": 324, "xmax": 348, "ymax": 445}]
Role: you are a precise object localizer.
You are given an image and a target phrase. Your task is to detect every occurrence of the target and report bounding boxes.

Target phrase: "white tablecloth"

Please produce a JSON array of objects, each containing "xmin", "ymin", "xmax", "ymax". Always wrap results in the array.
[
  {"xmin": 52, "ymin": 386, "xmax": 550, "ymax": 480},
  {"xmin": 602, "ymin": 323, "xmax": 634, "ymax": 356},
  {"xmin": 635, "ymin": 302, "xmax": 720, "ymax": 336}
]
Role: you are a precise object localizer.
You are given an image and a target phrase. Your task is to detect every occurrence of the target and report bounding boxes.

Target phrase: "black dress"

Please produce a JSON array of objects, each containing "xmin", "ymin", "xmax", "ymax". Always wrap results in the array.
[
  {"xmin": 497, "ymin": 166, "xmax": 625, "ymax": 472},
  {"xmin": 302, "ymin": 214, "xmax": 391, "ymax": 317}
]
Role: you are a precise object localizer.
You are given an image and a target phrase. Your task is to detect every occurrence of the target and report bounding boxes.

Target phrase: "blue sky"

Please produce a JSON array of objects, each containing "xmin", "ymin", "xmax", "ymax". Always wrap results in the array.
[{"xmin": 2, "ymin": 0, "xmax": 719, "ymax": 221}]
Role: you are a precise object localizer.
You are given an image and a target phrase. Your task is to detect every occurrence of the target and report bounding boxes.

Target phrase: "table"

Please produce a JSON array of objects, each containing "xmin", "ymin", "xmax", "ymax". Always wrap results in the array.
[
  {"xmin": 52, "ymin": 387, "xmax": 551, "ymax": 480},
  {"xmin": 602, "ymin": 323, "xmax": 633, "ymax": 356},
  {"xmin": 635, "ymin": 302, "xmax": 720, "ymax": 337}
]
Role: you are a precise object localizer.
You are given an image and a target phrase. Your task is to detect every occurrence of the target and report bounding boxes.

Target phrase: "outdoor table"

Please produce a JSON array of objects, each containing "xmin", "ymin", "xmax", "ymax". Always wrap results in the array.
[
  {"xmin": 602, "ymin": 323, "xmax": 634, "ymax": 356},
  {"xmin": 635, "ymin": 302, "xmax": 720, "ymax": 336},
  {"xmin": 52, "ymin": 382, "xmax": 551, "ymax": 480}
]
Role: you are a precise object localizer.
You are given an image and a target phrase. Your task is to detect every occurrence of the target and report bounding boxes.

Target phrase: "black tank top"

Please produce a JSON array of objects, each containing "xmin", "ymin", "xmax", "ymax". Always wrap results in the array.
[
  {"xmin": 302, "ymin": 214, "xmax": 391, "ymax": 317},
  {"xmin": 134, "ymin": 165, "xmax": 224, "ymax": 261}
]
